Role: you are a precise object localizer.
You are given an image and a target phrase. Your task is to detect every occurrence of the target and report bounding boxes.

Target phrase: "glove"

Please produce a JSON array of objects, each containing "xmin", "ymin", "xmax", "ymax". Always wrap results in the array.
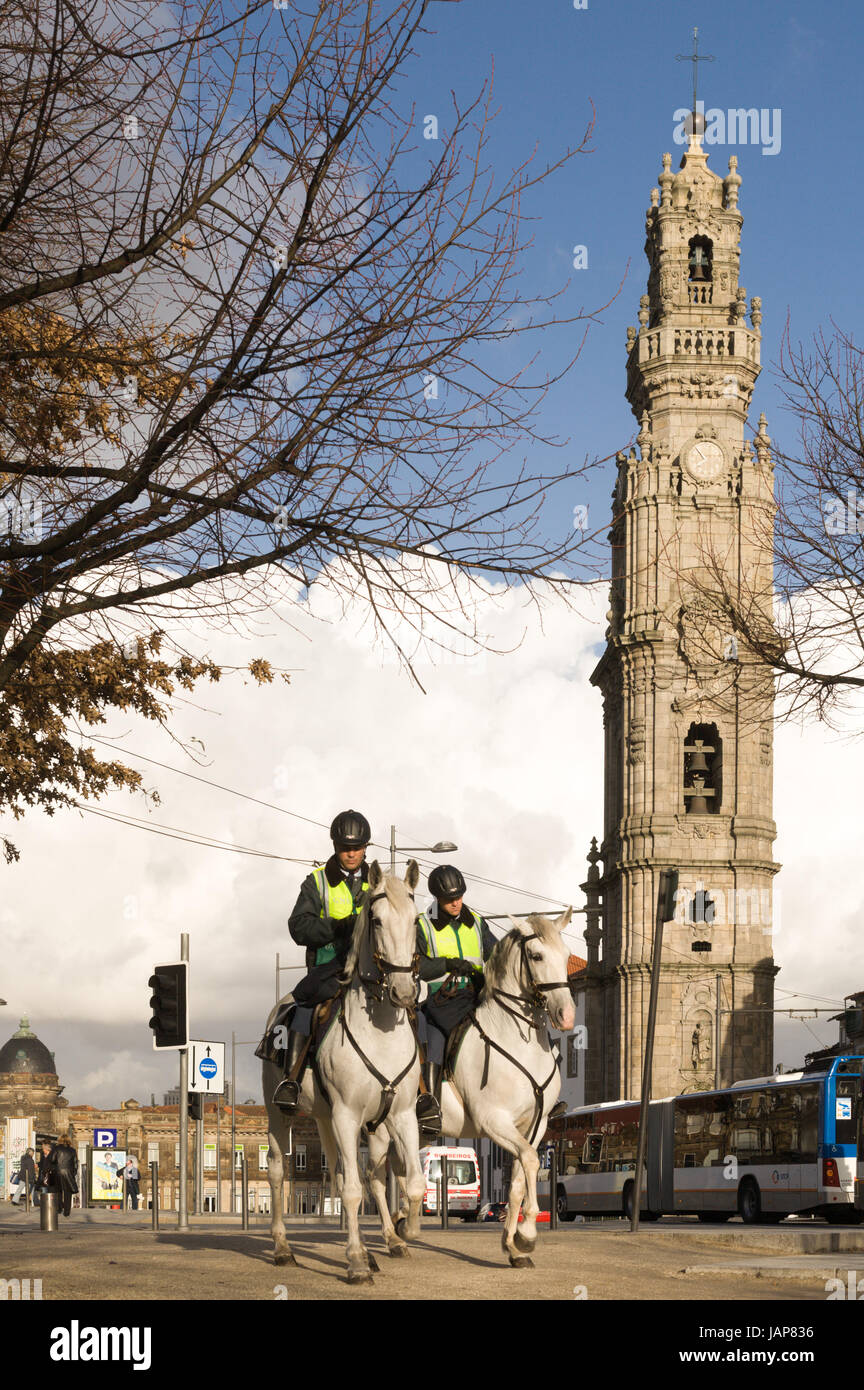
[{"xmin": 447, "ymin": 960, "xmax": 476, "ymax": 977}]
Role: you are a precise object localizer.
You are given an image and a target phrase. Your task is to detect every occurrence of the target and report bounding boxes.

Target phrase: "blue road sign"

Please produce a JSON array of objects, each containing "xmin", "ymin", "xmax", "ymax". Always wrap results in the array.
[
  {"xmin": 94, "ymin": 1129, "xmax": 118, "ymax": 1148},
  {"xmin": 199, "ymin": 1058, "xmax": 217, "ymax": 1079}
]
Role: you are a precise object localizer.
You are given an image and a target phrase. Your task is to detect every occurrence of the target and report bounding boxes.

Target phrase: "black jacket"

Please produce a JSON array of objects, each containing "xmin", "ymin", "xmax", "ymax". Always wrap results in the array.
[
  {"xmin": 55, "ymin": 1145, "xmax": 78, "ymax": 1180},
  {"xmin": 37, "ymin": 1148, "xmax": 58, "ymax": 1188},
  {"xmin": 19, "ymin": 1153, "xmax": 36, "ymax": 1181},
  {"xmin": 289, "ymin": 855, "xmax": 369, "ymax": 967}
]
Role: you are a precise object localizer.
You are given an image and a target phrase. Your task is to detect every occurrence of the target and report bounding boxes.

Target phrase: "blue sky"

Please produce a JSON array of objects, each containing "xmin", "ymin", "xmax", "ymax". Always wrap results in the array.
[{"xmin": 401, "ymin": 0, "xmax": 860, "ymax": 526}]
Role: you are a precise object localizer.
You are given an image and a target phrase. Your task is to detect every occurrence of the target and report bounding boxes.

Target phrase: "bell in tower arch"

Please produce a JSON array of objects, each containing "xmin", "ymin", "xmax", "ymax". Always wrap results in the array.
[{"xmin": 688, "ymin": 236, "xmax": 712, "ymax": 283}]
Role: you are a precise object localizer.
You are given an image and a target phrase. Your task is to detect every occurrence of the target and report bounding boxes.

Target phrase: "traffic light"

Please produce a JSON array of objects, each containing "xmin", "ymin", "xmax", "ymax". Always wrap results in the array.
[
  {"xmin": 148, "ymin": 962, "xmax": 189, "ymax": 1050},
  {"xmin": 188, "ymin": 1093, "xmax": 203, "ymax": 1122}
]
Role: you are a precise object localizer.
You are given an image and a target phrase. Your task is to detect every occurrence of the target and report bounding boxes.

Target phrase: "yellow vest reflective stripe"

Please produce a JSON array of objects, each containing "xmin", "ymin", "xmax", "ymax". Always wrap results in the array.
[
  {"xmin": 313, "ymin": 865, "xmax": 368, "ymax": 966},
  {"xmin": 419, "ymin": 908, "xmax": 483, "ymax": 994}
]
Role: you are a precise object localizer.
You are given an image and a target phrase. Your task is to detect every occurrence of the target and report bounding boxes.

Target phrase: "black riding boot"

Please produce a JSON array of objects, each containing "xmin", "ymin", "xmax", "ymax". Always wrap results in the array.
[
  {"xmin": 272, "ymin": 1029, "xmax": 309, "ymax": 1114},
  {"xmin": 416, "ymin": 1061, "xmax": 443, "ymax": 1138}
]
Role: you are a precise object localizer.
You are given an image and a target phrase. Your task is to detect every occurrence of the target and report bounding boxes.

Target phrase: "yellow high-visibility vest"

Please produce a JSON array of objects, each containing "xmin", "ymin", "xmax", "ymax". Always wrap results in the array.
[
  {"xmin": 418, "ymin": 908, "xmax": 483, "ymax": 994},
  {"xmin": 312, "ymin": 865, "xmax": 368, "ymax": 966}
]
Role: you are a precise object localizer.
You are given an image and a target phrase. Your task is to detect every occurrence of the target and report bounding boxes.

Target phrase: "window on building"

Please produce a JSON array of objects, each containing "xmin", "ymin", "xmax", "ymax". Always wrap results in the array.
[
  {"xmin": 204, "ymin": 1143, "xmax": 216, "ymax": 1171},
  {"xmin": 566, "ymin": 1036, "xmax": 580, "ymax": 1079},
  {"xmin": 320, "ymin": 1148, "xmax": 328, "ymax": 1172},
  {"xmin": 174, "ymin": 1143, "xmax": 180, "ymax": 1168},
  {"xmin": 147, "ymin": 1143, "xmax": 159, "ymax": 1167},
  {"xmin": 234, "ymin": 1145, "xmax": 244, "ymax": 1170},
  {"xmin": 259, "ymin": 1144, "xmax": 269, "ymax": 1171},
  {"xmin": 295, "ymin": 1145, "xmax": 307, "ymax": 1171}
]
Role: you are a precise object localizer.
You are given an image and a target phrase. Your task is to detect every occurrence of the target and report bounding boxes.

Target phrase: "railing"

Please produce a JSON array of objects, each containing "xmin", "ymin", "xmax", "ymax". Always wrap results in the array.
[{"xmin": 688, "ymin": 282, "xmax": 713, "ymax": 305}]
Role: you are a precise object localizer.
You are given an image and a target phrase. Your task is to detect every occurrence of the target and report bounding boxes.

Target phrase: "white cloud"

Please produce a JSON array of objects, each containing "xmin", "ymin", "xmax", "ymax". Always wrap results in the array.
[{"xmin": 0, "ymin": 563, "xmax": 861, "ymax": 1099}]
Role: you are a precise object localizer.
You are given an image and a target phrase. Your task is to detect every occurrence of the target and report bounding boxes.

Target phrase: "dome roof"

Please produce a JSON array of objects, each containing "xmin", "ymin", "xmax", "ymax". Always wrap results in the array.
[{"xmin": 0, "ymin": 1017, "xmax": 57, "ymax": 1075}]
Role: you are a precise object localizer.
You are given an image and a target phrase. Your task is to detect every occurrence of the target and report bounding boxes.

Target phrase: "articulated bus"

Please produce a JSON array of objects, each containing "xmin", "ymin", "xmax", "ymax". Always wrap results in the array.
[{"xmin": 541, "ymin": 1055, "xmax": 864, "ymax": 1224}]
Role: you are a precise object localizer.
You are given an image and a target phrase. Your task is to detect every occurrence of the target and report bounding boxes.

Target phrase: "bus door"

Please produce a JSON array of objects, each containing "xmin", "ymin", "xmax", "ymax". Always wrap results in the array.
[{"xmin": 823, "ymin": 1071, "xmax": 858, "ymax": 1205}]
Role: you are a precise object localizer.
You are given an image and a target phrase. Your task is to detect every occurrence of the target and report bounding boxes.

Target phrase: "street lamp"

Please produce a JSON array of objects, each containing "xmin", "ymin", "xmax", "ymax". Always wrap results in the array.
[{"xmin": 388, "ymin": 826, "xmax": 458, "ymax": 875}]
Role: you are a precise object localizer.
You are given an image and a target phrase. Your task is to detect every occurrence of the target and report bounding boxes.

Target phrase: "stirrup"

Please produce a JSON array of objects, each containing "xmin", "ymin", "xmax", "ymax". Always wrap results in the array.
[
  {"xmin": 416, "ymin": 1093, "xmax": 442, "ymax": 1138},
  {"xmin": 272, "ymin": 1077, "xmax": 301, "ymax": 1113}
]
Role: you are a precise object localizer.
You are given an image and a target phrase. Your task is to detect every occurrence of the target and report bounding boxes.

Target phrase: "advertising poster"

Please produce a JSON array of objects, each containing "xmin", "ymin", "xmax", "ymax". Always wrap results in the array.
[{"xmin": 89, "ymin": 1148, "xmax": 127, "ymax": 1204}]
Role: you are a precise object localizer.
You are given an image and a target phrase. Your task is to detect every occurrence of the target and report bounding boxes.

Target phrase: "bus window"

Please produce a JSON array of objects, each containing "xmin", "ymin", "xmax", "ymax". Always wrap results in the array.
[
  {"xmin": 799, "ymin": 1085, "xmax": 819, "ymax": 1163},
  {"xmin": 835, "ymin": 1078, "xmax": 858, "ymax": 1146}
]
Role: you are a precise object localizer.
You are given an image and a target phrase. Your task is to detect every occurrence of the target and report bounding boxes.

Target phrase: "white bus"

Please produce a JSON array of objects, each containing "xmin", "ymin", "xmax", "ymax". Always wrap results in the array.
[
  {"xmin": 541, "ymin": 1054, "xmax": 864, "ymax": 1224},
  {"xmin": 420, "ymin": 1146, "xmax": 481, "ymax": 1221}
]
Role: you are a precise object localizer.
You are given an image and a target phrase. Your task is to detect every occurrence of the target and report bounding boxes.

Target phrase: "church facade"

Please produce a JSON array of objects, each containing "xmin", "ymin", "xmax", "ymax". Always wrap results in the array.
[{"xmin": 583, "ymin": 126, "xmax": 779, "ymax": 1103}]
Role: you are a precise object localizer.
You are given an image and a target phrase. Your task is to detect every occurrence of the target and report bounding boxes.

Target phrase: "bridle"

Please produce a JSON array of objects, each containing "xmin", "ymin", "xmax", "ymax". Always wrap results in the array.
[
  {"xmin": 489, "ymin": 931, "xmax": 573, "ymax": 1029},
  {"xmin": 332, "ymin": 885, "xmax": 422, "ymax": 1135},
  {"xmin": 469, "ymin": 929, "xmax": 573, "ymax": 1146},
  {"xmin": 355, "ymin": 889, "xmax": 421, "ymax": 1004}
]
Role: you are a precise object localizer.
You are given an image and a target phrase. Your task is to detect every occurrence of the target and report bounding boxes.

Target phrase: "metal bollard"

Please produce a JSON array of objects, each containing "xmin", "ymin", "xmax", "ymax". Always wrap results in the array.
[
  {"xmin": 150, "ymin": 1162, "xmax": 159, "ymax": 1231},
  {"xmin": 549, "ymin": 1147, "xmax": 559, "ymax": 1231},
  {"xmin": 440, "ymin": 1154, "xmax": 449, "ymax": 1230},
  {"xmin": 40, "ymin": 1190, "xmax": 59, "ymax": 1232},
  {"xmin": 241, "ymin": 1158, "xmax": 249, "ymax": 1230}
]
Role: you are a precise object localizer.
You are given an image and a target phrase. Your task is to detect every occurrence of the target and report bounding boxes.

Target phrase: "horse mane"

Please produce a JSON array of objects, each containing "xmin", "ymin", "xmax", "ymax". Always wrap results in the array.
[
  {"xmin": 340, "ymin": 898, "xmax": 372, "ymax": 985},
  {"xmin": 339, "ymin": 874, "xmax": 414, "ymax": 984},
  {"xmin": 484, "ymin": 915, "xmax": 561, "ymax": 990}
]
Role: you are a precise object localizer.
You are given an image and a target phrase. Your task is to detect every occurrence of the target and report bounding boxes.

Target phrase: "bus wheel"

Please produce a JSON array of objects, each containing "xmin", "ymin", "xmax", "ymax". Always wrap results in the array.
[
  {"xmin": 737, "ymin": 1180, "xmax": 762, "ymax": 1224},
  {"xmin": 556, "ymin": 1189, "xmax": 572, "ymax": 1222},
  {"xmin": 622, "ymin": 1183, "xmax": 634, "ymax": 1220}
]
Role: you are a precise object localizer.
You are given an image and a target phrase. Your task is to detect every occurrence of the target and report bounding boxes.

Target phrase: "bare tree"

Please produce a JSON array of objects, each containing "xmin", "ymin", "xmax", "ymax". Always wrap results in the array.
[
  {"xmin": 671, "ymin": 325, "xmax": 864, "ymax": 730},
  {"xmin": 0, "ymin": 0, "xmax": 611, "ymax": 856}
]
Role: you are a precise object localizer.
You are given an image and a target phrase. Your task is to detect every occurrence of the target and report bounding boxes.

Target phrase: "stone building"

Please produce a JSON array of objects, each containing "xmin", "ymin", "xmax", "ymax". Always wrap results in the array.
[
  {"xmin": 584, "ymin": 123, "xmax": 779, "ymax": 1102},
  {"xmin": 0, "ymin": 1018, "xmax": 328, "ymax": 1214}
]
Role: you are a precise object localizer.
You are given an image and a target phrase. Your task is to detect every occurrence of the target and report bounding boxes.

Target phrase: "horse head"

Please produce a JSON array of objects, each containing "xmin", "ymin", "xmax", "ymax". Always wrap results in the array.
[
  {"xmin": 505, "ymin": 909, "xmax": 576, "ymax": 1032},
  {"xmin": 356, "ymin": 858, "xmax": 420, "ymax": 1009}
]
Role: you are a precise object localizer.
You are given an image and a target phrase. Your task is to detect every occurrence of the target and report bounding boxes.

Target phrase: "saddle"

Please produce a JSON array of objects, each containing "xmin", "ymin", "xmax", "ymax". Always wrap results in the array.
[
  {"xmin": 443, "ymin": 1014, "xmax": 474, "ymax": 1081},
  {"xmin": 254, "ymin": 996, "xmax": 341, "ymax": 1067}
]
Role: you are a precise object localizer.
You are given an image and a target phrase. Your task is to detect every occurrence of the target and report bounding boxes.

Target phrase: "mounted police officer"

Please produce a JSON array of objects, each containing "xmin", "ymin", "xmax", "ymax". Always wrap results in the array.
[
  {"xmin": 415, "ymin": 865, "xmax": 496, "ymax": 1136},
  {"xmin": 271, "ymin": 809, "xmax": 372, "ymax": 1113}
]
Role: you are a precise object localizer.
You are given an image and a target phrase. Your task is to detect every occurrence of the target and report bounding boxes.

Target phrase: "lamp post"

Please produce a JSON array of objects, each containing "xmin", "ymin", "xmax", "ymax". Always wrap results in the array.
[{"xmin": 388, "ymin": 827, "xmax": 458, "ymax": 875}]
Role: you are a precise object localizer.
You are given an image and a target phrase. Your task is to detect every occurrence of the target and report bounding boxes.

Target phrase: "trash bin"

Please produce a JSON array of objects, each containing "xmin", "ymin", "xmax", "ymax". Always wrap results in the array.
[{"xmin": 40, "ymin": 1190, "xmax": 59, "ymax": 1232}]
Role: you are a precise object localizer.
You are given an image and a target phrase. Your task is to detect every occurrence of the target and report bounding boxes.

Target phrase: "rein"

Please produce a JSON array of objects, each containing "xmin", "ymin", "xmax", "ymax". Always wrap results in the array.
[
  {"xmin": 471, "ymin": 931, "xmax": 571, "ymax": 1146},
  {"xmin": 338, "ymin": 886, "xmax": 421, "ymax": 1134}
]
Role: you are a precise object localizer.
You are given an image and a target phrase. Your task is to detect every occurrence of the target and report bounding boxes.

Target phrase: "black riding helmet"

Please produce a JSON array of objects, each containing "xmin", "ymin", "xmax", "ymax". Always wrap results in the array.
[
  {"xmin": 330, "ymin": 809, "xmax": 371, "ymax": 847},
  {"xmin": 428, "ymin": 864, "xmax": 466, "ymax": 901}
]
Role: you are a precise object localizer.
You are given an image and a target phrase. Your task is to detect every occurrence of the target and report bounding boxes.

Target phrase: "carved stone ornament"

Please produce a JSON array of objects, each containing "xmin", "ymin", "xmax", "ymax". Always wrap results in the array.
[{"xmin": 628, "ymin": 719, "xmax": 647, "ymax": 765}]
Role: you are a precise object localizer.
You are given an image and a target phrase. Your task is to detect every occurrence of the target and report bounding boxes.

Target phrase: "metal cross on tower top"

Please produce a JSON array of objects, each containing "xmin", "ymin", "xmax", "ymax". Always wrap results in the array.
[{"xmin": 676, "ymin": 26, "xmax": 715, "ymax": 114}]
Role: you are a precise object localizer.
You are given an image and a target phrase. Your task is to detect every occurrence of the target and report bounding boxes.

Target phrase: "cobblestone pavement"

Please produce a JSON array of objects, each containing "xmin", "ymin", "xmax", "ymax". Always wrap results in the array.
[{"xmin": 0, "ymin": 1210, "xmax": 841, "ymax": 1301}]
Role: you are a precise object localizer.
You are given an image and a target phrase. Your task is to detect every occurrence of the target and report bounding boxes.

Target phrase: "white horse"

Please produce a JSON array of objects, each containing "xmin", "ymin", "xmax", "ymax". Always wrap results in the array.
[
  {"xmin": 379, "ymin": 910, "xmax": 575, "ymax": 1268},
  {"xmin": 262, "ymin": 860, "xmax": 426, "ymax": 1283}
]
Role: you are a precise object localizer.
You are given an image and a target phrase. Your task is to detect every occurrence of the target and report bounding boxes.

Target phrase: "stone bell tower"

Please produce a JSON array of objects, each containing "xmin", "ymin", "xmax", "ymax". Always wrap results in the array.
[{"xmin": 584, "ymin": 126, "xmax": 779, "ymax": 1102}]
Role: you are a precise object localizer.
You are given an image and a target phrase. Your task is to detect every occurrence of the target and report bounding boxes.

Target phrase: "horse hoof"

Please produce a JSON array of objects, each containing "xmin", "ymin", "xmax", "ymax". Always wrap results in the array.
[
  {"xmin": 274, "ymin": 1252, "xmax": 297, "ymax": 1267},
  {"xmin": 509, "ymin": 1255, "xmax": 534, "ymax": 1269},
  {"xmin": 513, "ymin": 1230, "xmax": 536, "ymax": 1254},
  {"xmin": 394, "ymin": 1218, "xmax": 407, "ymax": 1240},
  {"xmin": 347, "ymin": 1271, "xmax": 374, "ymax": 1285},
  {"xmin": 388, "ymin": 1243, "xmax": 409, "ymax": 1258}
]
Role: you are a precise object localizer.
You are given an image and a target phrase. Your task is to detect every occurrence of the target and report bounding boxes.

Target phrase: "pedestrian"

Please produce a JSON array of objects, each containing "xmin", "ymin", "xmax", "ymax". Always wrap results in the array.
[
  {"xmin": 19, "ymin": 1147, "xmax": 37, "ymax": 1205},
  {"xmin": 123, "ymin": 1154, "xmax": 140, "ymax": 1210},
  {"xmin": 36, "ymin": 1139, "xmax": 58, "ymax": 1204},
  {"xmin": 54, "ymin": 1135, "xmax": 79, "ymax": 1217}
]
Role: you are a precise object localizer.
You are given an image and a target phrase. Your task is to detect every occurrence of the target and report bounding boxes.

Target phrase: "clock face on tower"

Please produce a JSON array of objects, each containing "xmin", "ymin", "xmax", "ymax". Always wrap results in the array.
[{"xmin": 683, "ymin": 439, "xmax": 725, "ymax": 483}]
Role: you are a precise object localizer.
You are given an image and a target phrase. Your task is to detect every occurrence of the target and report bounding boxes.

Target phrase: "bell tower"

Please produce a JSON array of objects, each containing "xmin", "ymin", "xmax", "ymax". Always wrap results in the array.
[{"xmin": 585, "ymin": 125, "xmax": 779, "ymax": 1102}]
